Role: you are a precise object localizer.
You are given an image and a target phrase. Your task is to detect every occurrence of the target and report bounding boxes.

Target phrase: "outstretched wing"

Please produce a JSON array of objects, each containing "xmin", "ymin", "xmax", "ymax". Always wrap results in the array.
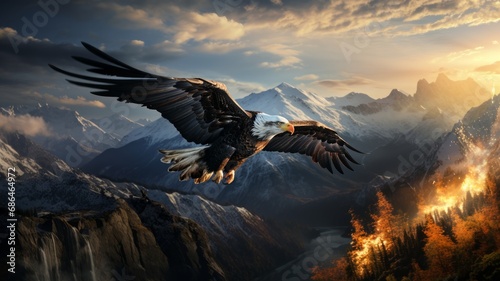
[
  {"xmin": 264, "ymin": 120, "xmax": 362, "ymax": 174},
  {"xmin": 49, "ymin": 42, "xmax": 251, "ymax": 145}
]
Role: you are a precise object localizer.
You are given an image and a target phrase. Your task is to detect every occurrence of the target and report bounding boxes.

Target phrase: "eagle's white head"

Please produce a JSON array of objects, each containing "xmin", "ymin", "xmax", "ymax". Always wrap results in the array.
[{"xmin": 251, "ymin": 113, "xmax": 294, "ymax": 140}]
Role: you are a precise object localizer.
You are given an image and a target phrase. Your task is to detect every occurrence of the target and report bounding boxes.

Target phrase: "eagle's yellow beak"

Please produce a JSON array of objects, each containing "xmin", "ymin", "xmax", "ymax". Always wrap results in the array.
[{"xmin": 281, "ymin": 123, "xmax": 294, "ymax": 135}]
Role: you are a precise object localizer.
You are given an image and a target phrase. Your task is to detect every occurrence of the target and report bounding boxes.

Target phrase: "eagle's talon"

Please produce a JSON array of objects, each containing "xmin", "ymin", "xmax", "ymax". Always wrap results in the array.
[
  {"xmin": 212, "ymin": 170, "xmax": 224, "ymax": 184},
  {"xmin": 224, "ymin": 170, "xmax": 235, "ymax": 184}
]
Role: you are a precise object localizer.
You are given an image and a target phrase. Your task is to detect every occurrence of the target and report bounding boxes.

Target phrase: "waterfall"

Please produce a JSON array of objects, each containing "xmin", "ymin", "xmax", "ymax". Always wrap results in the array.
[
  {"xmin": 31, "ymin": 223, "xmax": 100, "ymax": 281},
  {"xmin": 70, "ymin": 226, "xmax": 80, "ymax": 254},
  {"xmin": 39, "ymin": 248, "xmax": 50, "ymax": 281},
  {"xmin": 67, "ymin": 226, "xmax": 98, "ymax": 281},
  {"xmin": 50, "ymin": 234, "xmax": 61, "ymax": 281},
  {"xmin": 38, "ymin": 233, "xmax": 61, "ymax": 281},
  {"xmin": 84, "ymin": 238, "xmax": 97, "ymax": 281}
]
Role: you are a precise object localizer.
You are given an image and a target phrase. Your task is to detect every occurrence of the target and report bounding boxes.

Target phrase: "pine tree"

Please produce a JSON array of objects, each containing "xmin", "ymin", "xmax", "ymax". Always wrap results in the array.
[
  {"xmin": 423, "ymin": 215, "xmax": 456, "ymax": 279},
  {"xmin": 371, "ymin": 191, "xmax": 400, "ymax": 247}
]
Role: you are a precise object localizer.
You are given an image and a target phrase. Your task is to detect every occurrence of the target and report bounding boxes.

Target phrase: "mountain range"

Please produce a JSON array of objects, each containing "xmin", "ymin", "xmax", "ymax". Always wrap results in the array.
[
  {"xmin": 0, "ymin": 104, "xmax": 150, "ymax": 167},
  {"xmin": 82, "ymin": 74, "xmax": 491, "ymax": 220}
]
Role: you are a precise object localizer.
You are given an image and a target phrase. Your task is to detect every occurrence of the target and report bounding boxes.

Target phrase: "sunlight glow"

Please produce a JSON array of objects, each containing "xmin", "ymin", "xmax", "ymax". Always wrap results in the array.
[
  {"xmin": 351, "ymin": 235, "xmax": 390, "ymax": 276},
  {"xmin": 418, "ymin": 128, "xmax": 489, "ymax": 216}
]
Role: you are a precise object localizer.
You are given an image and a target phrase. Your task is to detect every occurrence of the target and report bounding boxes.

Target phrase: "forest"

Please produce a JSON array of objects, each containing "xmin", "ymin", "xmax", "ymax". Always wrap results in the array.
[{"xmin": 312, "ymin": 145, "xmax": 500, "ymax": 281}]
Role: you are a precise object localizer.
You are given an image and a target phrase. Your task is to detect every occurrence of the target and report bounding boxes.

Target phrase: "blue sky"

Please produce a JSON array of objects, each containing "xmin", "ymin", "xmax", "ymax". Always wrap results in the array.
[{"xmin": 1, "ymin": 0, "xmax": 499, "ymax": 120}]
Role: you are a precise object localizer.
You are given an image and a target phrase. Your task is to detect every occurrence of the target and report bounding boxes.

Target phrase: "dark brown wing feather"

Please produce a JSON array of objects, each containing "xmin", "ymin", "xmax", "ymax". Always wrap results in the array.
[
  {"xmin": 49, "ymin": 42, "xmax": 251, "ymax": 145},
  {"xmin": 264, "ymin": 120, "xmax": 362, "ymax": 174}
]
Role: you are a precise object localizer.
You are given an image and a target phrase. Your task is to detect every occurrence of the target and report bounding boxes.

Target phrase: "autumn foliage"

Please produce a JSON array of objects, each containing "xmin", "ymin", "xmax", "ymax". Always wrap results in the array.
[{"xmin": 312, "ymin": 172, "xmax": 500, "ymax": 281}]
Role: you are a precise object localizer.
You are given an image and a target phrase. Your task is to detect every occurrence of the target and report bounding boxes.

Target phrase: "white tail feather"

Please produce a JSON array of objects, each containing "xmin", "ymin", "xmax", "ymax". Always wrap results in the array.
[{"xmin": 160, "ymin": 146, "xmax": 209, "ymax": 182}]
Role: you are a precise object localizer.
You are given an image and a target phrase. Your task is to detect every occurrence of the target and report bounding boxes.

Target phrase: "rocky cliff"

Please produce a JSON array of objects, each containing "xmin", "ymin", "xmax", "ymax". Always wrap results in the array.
[{"xmin": 13, "ymin": 198, "xmax": 225, "ymax": 281}]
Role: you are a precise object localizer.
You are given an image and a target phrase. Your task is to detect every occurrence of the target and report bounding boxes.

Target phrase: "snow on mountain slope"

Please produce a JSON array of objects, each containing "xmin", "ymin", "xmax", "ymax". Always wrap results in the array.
[
  {"xmin": 0, "ymin": 137, "xmax": 41, "ymax": 176},
  {"xmin": 121, "ymin": 116, "xmax": 177, "ymax": 145},
  {"xmin": 238, "ymin": 82, "xmax": 352, "ymax": 135},
  {"xmin": 91, "ymin": 113, "xmax": 144, "ymax": 140},
  {"xmin": 0, "ymin": 130, "xmax": 120, "ymax": 212},
  {"xmin": 149, "ymin": 191, "xmax": 263, "ymax": 237},
  {"xmin": 405, "ymin": 106, "xmax": 456, "ymax": 145},
  {"xmin": 146, "ymin": 189, "xmax": 307, "ymax": 280},
  {"xmin": 27, "ymin": 104, "xmax": 118, "ymax": 147},
  {"xmin": 1, "ymin": 104, "xmax": 123, "ymax": 167},
  {"xmin": 327, "ymin": 92, "xmax": 375, "ymax": 107},
  {"xmin": 435, "ymin": 94, "xmax": 500, "ymax": 168}
]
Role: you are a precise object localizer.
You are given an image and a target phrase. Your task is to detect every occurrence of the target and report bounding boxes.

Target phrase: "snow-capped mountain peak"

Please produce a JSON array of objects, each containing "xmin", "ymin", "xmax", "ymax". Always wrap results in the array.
[
  {"xmin": 120, "ymin": 116, "xmax": 176, "ymax": 145},
  {"xmin": 274, "ymin": 82, "xmax": 331, "ymax": 106},
  {"xmin": 327, "ymin": 92, "xmax": 375, "ymax": 107},
  {"xmin": 90, "ymin": 113, "xmax": 144, "ymax": 140},
  {"xmin": 237, "ymin": 82, "xmax": 347, "ymax": 132}
]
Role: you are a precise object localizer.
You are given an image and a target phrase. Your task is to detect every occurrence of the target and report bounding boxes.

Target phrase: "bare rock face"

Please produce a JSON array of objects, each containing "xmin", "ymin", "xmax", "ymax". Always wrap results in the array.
[
  {"xmin": 128, "ymin": 198, "xmax": 226, "ymax": 281},
  {"xmin": 15, "ymin": 199, "xmax": 225, "ymax": 281},
  {"xmin": 414, "ymin": 74, "xmax": 490, "ymax": 118}
]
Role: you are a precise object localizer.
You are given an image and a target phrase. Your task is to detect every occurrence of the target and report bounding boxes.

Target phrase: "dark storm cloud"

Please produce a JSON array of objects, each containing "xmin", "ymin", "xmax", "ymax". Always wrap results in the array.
[
  {"xmin": 0, "ymin": 27, "xmax": 185, "ymax": 76},
  {"xmin": 0, "ymin": 25, "xmax": 184, "ymax": 119},
  {"xmin": 0, "ymin": 29, "xmax": 87, "ymax": 71}
]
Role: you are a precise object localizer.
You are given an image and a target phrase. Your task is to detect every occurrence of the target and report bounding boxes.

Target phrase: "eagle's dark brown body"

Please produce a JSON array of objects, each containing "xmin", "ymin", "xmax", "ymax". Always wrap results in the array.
[{"xmin": 203, "ymin": 114, "xmax": 261, "ymax": 170}]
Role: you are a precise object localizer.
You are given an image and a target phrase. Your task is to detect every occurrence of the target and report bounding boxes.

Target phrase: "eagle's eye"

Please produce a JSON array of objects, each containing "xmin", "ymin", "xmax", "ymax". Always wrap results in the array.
[{"xmin": 265, "ymin": 121, "xmax": 281, "ymax": 126}]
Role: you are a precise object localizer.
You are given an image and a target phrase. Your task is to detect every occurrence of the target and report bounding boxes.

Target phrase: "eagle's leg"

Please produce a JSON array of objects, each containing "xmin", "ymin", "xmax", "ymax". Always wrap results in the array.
[
  {"xmin": 192, "ymin": 145, "xmax": 235, "ymax": 184},
  {"xmin": 195, "ymin": 170, "xmax": 214, "ymax": 184},
  {"xmin": 224, "ymin": 170, "xmax": 235, "ymax": 184},
  {"xmin": 212, "ymin": 156, "xmax": 232, "ymax": 184},
  {"xmin": 212, "ymin": 170, "xmax": 224, "ymax": 184}
]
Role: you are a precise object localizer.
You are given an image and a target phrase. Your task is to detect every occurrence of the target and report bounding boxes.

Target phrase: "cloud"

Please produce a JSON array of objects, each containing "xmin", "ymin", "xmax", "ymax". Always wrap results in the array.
[
  {"xmin": 260, "ymin": 56, "xmax": 301, "ymax": 68},
  {"xmin": 97, "ymin": 3, "xmax": 168, "ymax": 32},
  {"xmin": 5, "ymin": 90, "xmax": 107, "ymax": 109},
  {"xmin": 294, "ymin": 74, "xmax": 319, "ymax": 81},
  {"xmin": 441, "ymin": 46, "xmax": 485, "ymax": 63},
  {"xmin": 216, "ymin": 78, "xmax": 266, "ymax": 98},
  {"xmin": 172, "ymin": 12, "xmax": 245, "ymax": 44},
  {"xmin": 241, "ymin": 0, "xmax": 500, "ymax": 37},
  {"xmin": 197, "ymin": 41, "xmax": 243, "ymax": 54},
  {"xmin": 97, "ymin": 3, "xmax": 245, "ymax": 50},
  {"xmin": 54, "ymin": 96, "xmax": 105, "ymax": 108},
  {"xmin": 0, "ymin": 27, "xmax": 88, "ymax": 70},
  {"xmin": 263, "ymin": 43, "xmax": 299, "ymax": 57},
  {"xmin": 475, "ymin": 61, "xmax": 500, "ymax": 74},
  {"xmin": 404, "ymin": 0, "xmax": 462, "ymax": 22},
  {"xmin": 30, "ymin": 92, "xmax": 106, "ymax": 108},
  {"xmin": 406, "ymin": 5, "xmax": 500, "ymax": 36},
  {"xmin": 0, "ymin": 114, "xmax": 51, "ymax": 136},
  {"xmin": 259, "ymin": 43, "xmax": 301, "ymax": 68},
  {"xmin": 130, "ymin": 40, "xmax": 145, "ymax": 47},
  {"xmin": 316, "ymin": 76, "xmax": 375, "ymax": 88},
  {"xmin": 119, "ymin": 39, "xmax": 185, "ymax": 62}
]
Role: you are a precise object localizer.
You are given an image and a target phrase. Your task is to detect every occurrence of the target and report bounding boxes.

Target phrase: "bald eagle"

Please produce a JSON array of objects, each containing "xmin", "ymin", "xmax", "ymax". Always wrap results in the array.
[{"xmin": 50, "ymin": 42, "xmax": 362, "ymax": 184}]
